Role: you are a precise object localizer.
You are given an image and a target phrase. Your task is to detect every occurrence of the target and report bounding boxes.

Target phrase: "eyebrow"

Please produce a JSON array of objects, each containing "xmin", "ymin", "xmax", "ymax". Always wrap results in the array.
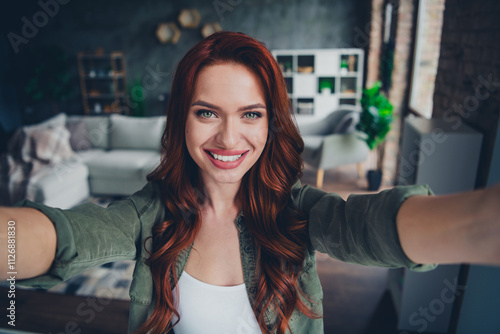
[{"xmin": 191, "ymin": 100, "xmax": 266, "ymax": 112}]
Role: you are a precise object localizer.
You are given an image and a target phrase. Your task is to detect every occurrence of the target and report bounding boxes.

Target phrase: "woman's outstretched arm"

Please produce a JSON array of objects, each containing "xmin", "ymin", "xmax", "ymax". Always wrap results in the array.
[
  {"xmin": 397, "ymin": 183, "xmax": 500, "ymax": 266},
  {"xmin": 0, "ymin": 207, "xmax": 57, "ymax": 280}
]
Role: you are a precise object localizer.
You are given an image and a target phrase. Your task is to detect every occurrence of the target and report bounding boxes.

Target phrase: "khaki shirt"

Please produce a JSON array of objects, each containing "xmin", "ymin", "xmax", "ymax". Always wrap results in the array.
[{"xmin": 17, "ymin": 182, "xmax": 436, "ymax": 333}]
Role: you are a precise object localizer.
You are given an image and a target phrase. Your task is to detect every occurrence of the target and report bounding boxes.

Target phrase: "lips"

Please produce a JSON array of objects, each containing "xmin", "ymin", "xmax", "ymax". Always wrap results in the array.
[{"xmin": 204, "ymin": 149, "xmax": 249, "ymax": 169}]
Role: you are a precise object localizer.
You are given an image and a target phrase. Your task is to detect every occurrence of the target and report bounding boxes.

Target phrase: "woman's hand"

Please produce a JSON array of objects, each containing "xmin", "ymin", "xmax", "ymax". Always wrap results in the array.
[{"xmin": 396, "ymin": 183, "xmax": 500, "ymax": 266}]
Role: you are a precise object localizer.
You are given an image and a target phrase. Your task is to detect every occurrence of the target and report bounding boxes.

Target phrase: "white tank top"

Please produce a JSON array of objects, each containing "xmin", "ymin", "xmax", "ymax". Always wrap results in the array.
[{"xmin": 172, "ymin": 270, "xmax": 262, "ymax": 334}]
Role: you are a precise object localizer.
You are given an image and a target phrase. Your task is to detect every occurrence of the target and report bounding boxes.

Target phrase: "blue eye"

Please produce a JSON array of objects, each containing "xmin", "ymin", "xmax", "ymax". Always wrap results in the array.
[
  {"xmin": 196, "ymin": 110, "xmax": 215, "ymax": 118},
  {"xmin": 244, "ymin": 112, "xmax": 262, "ymax": 119}
]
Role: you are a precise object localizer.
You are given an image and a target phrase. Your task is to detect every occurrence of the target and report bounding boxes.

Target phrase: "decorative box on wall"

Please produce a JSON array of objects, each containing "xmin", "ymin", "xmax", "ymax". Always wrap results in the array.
[
  {"xmin": 272, "ymin": 48, "xmax": 364, "ymax": 124},
  {"xmin": 77, "ymin": 51, "xmax": 128, "ymax": 115}
]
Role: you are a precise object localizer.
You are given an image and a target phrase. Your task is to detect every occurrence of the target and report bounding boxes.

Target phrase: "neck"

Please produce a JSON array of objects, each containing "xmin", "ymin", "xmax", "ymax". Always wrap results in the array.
[{"xmin": 198, "ymin": 177, "xmax": 241, "ymax": 218}]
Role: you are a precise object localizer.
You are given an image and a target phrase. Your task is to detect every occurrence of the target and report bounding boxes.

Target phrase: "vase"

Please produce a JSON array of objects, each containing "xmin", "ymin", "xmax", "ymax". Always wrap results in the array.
[{"xmin": 367, "ymin": 170, "xmax": 382, "ymax": 191}]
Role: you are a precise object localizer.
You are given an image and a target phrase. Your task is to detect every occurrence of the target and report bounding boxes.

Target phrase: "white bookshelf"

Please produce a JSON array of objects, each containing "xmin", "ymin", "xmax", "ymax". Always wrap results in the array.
[{"xmin": 272, "ymin": 48, "xmax": 364, "ymax": 124}]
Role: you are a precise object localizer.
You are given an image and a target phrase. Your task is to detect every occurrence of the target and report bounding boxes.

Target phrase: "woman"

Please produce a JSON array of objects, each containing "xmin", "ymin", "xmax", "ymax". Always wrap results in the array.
[{"xmin": 1, "ymin": 31, "xmax": 499, "ymax": 334}]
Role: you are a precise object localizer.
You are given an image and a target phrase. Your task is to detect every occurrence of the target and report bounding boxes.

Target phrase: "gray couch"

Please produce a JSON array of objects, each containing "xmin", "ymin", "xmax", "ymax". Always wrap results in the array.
[
  {"xmin": 5, "ymin": 113, "xmax": 165, "ymax": 209},
  {"xmin": 298, "ymin": 106, "xmax": 369, "ymax": 188}
]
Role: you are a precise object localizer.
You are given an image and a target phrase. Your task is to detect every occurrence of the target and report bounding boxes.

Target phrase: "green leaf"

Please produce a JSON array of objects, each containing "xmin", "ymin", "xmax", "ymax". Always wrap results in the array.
[{"xmin": 356, "ymin": 81, "xmax": 394, "ymax": 150}]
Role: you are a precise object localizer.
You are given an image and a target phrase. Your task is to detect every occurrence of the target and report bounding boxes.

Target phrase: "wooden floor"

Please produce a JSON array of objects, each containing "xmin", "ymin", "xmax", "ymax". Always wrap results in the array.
[
  {"xmin": 0, "ymin": 286, "xmax": 130, "ymax": 334},
  {"xmin": 0, "ymin": 163, "xmax": 403, "ymax": 334},
  {"xmin": 302, "ymin": 162, "xmax": 399, "ymax": 334}
]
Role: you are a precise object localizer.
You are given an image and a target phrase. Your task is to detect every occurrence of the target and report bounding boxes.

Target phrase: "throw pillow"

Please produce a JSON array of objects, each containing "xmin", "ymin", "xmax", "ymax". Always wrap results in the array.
[
  {"xmin": 66, "ymin": 120, "xmax": 91, "ymax": 151},
  {"xmin": 67, "ymin": 115, "xmax": 111, "ymax": 150},
  {"xmin": 21, "ymin": 113, "xmax": 68, "ymax": 163},
  {"xmin": 28, "ymin": 124, "xmax": 74, "ymax": 164}
]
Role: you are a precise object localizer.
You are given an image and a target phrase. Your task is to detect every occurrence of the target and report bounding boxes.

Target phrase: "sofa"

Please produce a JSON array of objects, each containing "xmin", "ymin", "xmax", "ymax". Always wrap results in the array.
[
  {"xmin": 298, "ymin": 105, "xmax": 369, "ymax": 188},
  {"xmin": 1, "ymin": 113, "xmax": 165, "ymax": 209}
]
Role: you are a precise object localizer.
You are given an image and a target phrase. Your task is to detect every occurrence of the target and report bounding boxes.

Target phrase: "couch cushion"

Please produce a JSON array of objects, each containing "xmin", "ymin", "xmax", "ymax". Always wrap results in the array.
[
  {"xmin": 67, "ymin": 116, "xmax": 111, "ymax": 150},
  {"xmin": 110, "ymin": 115, "xmax": 165, "ymax": 151},
  {"xmin": 26, "ymin": 159, "xmax": 89, "ymax": 206},
  {"xmin": 302, "ymin": 135, "xmax": 324, "ymax": 151},
  {"xmin": 76, "ymin": 148, "xmax": 108, "ymax": 164},
  {"xmin": 85, "ymin": 150, "xmax": 160, "ymax": 179},
  {"xmin": 298, "ymin": 106, "xmax": 361, "ymax": 136},
  {"xmin": 333, "ymin": 110, "xmax": 359, "ymax": 134},
  {"xmin": 298, "ymin": 119, "xmax": 332, "ymax": 137},
  {"xmin": 66, "ymin": 119, "xmax": 91, "ymax": 152}
]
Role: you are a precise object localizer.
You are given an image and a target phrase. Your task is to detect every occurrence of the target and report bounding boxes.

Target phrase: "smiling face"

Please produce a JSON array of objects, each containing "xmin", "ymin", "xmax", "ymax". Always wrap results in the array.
[{"xmin": 185, "ymin": 63, "xmax": 269, "ymax": 186}]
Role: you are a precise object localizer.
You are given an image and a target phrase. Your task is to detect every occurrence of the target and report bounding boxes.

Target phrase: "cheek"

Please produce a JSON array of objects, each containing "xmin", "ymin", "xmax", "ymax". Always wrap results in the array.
[
  {"xmin": 185, "ymin": 119, "xmax": 217, "ymax": 154},
  {"xmin": 260, "ymin": 128, "xmax": 269, "ymax": 148},
  {"xmin": 186, "ymin": 118, "xmax": 202, "ymax": 142},
  {"xmin": 185, "ymin": 119, "xmax": 199, "ymax": 153},
  {"xmin": 250, "ymin": 124, "xmax": 269, "ymax": 151}
]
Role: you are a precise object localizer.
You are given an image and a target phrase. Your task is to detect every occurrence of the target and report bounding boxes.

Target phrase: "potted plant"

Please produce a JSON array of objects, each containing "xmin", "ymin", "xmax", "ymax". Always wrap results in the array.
[
  {"xmin": 355, "ymin": 81, "xmax": 393, "ymax": 191},
  {"xmin": 128, "ymin": 78, "xmax": 146, "ymax": 117},
  {"xmin": 319, "ymin": 78, "xmax": 333, "ymax": 95}
]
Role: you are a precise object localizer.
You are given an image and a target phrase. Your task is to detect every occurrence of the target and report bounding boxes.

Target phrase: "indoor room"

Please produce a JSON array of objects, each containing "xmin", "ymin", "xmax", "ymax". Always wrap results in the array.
[{"xmin": 1, "ymin": 0, "xmax": 499, "ymax": 333}]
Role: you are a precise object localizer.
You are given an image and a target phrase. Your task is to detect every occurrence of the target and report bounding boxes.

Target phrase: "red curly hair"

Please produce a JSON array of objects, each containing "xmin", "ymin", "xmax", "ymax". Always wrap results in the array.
[{"xmin": 137, "ymin": 31, "xmax": 319, "ymax": 334}]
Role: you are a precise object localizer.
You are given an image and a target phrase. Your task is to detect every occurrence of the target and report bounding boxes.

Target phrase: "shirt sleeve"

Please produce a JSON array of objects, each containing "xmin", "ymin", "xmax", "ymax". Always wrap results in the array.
[
  {"xmin": 292, "ymin": 182, "xmax": 437, "ymax": 271},
  {"xmin": 15, "ymin": 182, "xmax": 162, "ymax": 289}
]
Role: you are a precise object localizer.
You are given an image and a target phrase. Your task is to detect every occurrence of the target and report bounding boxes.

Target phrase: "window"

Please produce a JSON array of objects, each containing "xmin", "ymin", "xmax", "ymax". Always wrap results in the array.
[{"xmin": 409, "ymin": 0, "xmax": 445, "ymax": 118}]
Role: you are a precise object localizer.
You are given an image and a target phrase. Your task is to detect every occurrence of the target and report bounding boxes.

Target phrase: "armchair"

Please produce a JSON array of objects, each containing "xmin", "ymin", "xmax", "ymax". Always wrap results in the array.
[{"xmin": 298, "ymin": 106, "xmax": 369, "ymax": 188}]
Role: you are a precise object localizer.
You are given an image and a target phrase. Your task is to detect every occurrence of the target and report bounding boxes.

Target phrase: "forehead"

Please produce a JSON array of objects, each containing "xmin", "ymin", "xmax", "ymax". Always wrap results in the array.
[{"xmin": 191, "ymin": 63, "xmax": 266, "ymax": 107}]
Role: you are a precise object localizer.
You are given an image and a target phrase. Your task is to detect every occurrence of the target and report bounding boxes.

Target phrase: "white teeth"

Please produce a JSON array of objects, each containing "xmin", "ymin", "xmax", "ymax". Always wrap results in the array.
[{"xmin": 210, "ymin": 152, "xmax": 244, "ymax": 162}]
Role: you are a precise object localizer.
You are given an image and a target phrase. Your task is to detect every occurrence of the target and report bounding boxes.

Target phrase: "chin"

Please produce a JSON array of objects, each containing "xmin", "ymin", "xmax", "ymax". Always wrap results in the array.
[{"xmin": 204, "ymin": 167, "xmax": 248, "ymax": 185}]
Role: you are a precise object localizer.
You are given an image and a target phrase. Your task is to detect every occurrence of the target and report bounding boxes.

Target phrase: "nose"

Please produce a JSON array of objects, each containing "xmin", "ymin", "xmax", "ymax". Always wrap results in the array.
[{"xmin": 216, "ymin": 117, "xmax": 240, "ymax": 148}]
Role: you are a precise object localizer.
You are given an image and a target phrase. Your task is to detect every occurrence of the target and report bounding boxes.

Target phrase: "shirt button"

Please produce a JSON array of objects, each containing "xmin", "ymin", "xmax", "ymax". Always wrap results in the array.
[{"xmin": 244, "ymin": 245, "xmax": 252, "ymax": 253}]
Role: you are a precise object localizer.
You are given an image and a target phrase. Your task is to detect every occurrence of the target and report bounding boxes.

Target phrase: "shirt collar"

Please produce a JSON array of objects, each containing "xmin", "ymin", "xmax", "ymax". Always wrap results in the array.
[{"xmin": 234, "ymin": 211, "xmax": 246, "ymax": 232}]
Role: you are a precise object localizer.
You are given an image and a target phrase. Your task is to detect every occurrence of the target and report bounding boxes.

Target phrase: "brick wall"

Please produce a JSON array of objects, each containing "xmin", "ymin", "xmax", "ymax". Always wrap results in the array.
[
  {"xmin": 366, "ymin": 0, "xmax": 418, "ymax": 186},
  {"xmin": 432, "ymin": 0, "xmax": 500, "ymax": 187},
  {"xmin": 382, "ymin": 0, "xmax": 415, "ymax": 186},
  {"xmin": 366, "ymin": 0, "xmax": 384, "ymax": 87}
]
